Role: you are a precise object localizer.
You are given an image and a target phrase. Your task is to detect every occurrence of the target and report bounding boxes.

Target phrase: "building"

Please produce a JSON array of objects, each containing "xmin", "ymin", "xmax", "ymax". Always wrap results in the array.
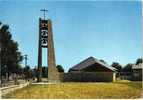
[
  {"xmin": 132, "ymin": 63, "xmax": 143, "ymax": 81},
  {"xmin": 61, "ymin": 57, "xmax": 116, "ymax": 82}
]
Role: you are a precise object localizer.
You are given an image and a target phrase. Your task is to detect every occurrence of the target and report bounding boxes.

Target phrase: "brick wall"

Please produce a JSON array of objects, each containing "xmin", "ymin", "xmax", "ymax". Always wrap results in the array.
[{"xmin": 59, "ymin": 72, "xmax": 115, "ymax": 82}]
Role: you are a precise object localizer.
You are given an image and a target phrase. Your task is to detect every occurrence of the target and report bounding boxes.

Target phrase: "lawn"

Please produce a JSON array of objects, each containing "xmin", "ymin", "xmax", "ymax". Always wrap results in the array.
[{"xmin": 2, "ymin": 81, "xmax": 142, "ymax": 99}]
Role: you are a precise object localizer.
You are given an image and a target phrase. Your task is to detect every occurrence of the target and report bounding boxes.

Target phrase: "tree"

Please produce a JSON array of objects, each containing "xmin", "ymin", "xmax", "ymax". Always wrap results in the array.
[
  {"xmin": 56, "ymin": 65, "xmax": 64, "ymax": 72},
  {"xmin": 42, "ymin": 67, "xmax": 48, "ymax": 77},
  {"xmin": 32, "ymin": 68, "xmax": 38, "ymax": 78},
  {"xmin": 99, "ymin": 59, "xmax": 106, "ymax": 64},
  {"xmin": 111, "ymin": 62, "xmax": 122, "ymax": 72},
  {"xmin": 23, "ymin": 66, "xmax": 32, "ymax": 80},
  {"xmin": 135, "ymin": 58, "xmax": 143, "ymax": 65},
  {"xmin": 0, "ymin": 22, "xmax": 23, "ymax": 78},
  {"xmin": 122, "ymin": 63, "xmax": 133, "ymax": 73}
]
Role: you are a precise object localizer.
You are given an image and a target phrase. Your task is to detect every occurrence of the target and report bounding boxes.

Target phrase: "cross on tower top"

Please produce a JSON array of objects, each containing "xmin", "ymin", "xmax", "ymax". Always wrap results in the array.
[{"xmin": 40, "ymin": 9, "xmax": 48, "ymax": 20}]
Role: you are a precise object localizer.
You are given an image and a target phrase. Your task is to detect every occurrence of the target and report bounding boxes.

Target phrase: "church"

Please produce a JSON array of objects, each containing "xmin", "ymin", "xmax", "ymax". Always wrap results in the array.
[{"xmin": 60, "ymin": 57, "xmax": 117, "ymax": 82}]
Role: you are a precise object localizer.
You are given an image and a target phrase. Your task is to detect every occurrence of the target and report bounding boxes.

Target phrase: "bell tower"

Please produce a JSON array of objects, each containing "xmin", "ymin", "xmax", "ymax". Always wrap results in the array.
[{"xmin": 37, "ymin": 9, "xmax": 59, "ymax": 82}]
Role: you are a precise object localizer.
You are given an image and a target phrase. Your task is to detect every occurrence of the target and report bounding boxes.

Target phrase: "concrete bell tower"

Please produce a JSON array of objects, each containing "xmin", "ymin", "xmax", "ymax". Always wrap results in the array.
[{"xmin": 37, "ymin": 9, "xmax": 59, "ymax": 82}]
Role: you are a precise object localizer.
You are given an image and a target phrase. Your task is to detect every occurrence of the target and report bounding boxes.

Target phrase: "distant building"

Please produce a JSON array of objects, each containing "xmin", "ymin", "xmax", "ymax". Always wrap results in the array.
[
  {"xmin": 61, "ymin": 57, "xmax": 117, "ymax": 82},
  {"xmin": 132, "ymin": 63, "xmax": 142, "ymax": 81}
]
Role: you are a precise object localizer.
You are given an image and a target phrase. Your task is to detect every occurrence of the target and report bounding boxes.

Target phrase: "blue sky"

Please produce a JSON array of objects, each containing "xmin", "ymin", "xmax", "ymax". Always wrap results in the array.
[{"xmin": 0, "ymin": 0, "xmax": 142, "ymax": 72}]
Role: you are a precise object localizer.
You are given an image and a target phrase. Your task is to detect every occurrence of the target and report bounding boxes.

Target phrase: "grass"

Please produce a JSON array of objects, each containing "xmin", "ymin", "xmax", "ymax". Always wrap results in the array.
[{"xmin": 2, "ymin": 81, "xmax": 142, "ymax": 99}]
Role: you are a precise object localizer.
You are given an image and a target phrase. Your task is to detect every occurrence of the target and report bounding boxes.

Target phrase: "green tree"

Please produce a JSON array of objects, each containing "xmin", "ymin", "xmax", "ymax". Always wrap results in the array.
[
  {"xmin": 111, "ymin": 62, "xmax": 122, "ymax": 72},
  {"xmin": 99, "ymin": 59, "xmax": 106, "ymax": 64},
  {"xmin": 23, "ymin": 66, "xmax": 32, "ymax": 79},
  {"xmin": 56, "ymin": 65, "xmax": 64, "ymax": 72},
  {"xmin": 122, "ymin": 63, "xmax": 133, "ymax": 72},
  {"xmin": 135, "ymin": 58, "xmax": 142, "ymax": 65},
  {"xmin": 42, "ymin": 67, "xmax": 48, "ymax": 77},
  {"xmin": 0, "ymin": 22, "xmax": 23, "ymax": 77}
]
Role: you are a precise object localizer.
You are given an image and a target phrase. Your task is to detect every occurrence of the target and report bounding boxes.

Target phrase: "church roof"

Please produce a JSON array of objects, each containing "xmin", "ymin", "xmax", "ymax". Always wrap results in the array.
[{"xmin": 70, "ymin": 56, "xmax": 116, "ymax": 72}]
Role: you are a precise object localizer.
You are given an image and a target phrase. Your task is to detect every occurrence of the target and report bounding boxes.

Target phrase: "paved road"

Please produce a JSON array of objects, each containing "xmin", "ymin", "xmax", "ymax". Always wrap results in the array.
[{"xmin": 1, "ymin": 82, "xmax": 29, "ymax": 96}]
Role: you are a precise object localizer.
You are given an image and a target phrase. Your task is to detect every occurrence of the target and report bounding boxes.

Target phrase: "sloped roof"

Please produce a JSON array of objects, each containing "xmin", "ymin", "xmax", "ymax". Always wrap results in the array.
[{"xmin": 70, "ymin": 56, "xmax": 116, "ymax": 72}]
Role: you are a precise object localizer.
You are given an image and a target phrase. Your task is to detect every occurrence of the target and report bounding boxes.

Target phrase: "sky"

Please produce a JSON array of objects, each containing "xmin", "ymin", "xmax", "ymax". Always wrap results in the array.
[{"xmin": 0, "ymin": 0, "xmax": 142, "ymax": 72}]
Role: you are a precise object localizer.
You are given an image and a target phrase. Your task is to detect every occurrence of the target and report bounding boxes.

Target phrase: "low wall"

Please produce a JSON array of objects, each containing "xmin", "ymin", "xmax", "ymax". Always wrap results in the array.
[{"xmin": 59, "ymin": 72, "xmax": 115, "ymax": 82}]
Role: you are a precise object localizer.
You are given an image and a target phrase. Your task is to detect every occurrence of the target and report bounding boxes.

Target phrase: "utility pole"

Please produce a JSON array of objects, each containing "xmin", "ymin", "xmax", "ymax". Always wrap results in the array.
[
  {"xmin": 141, "ymin": 1, "xmax": 143, "ymax": 88},
  {"xmin": 24, "ymin": 55, "xmax": 28, "ymax": 67}
]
